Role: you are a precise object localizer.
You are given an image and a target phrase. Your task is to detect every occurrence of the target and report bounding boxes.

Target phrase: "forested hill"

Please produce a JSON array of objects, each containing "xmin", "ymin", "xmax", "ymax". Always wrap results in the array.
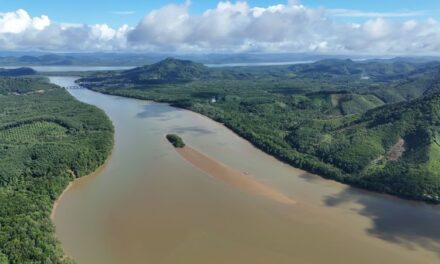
[
  {"xmin": 80, "ymin": 58, "xmax": 440, "ymax": 203},
  {"xmin": 80, "ymin": 57, "xmax": 258, "ymax": 86},
  {"xmin": 0, "ymin": 67, "xmax": 36, "ymax": 77},
  {"xmin": 287, "ymin": 92, "xmax": 440, "ymax": 201},
  {"xmin": 0, "ymin": 77, "xmax": 113, "ymax": 263},
  {"xmin": 81, "ymin": 57, "xmax": 440, "ymax": 103},
  {"xmin": 124, "ymin": 58, "xmax": 210, "ymax": 82}
]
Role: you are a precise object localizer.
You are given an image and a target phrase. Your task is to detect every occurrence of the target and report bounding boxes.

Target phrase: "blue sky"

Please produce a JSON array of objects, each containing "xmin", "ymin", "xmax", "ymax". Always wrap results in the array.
[
  {"xmin": 1, "ymin": 0, "xmax": 439, "ymax": 54},
  {"xmin": 1, "ymin": 0, "xmax": 439, "ymax": 27}
]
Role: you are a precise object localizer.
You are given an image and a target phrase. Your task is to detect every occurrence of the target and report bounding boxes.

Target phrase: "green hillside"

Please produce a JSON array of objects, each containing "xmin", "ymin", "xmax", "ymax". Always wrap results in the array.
[
  {"xmin": 124, "ymin": 58, "xmax": 209, "ymax": 83},
  {"xmin": 0, "ymin": 67, "xmax": 36, "ymax": 77},
  {"xmin": 288, "ymin": 93, "xmax": 440, "ymax": 199}
]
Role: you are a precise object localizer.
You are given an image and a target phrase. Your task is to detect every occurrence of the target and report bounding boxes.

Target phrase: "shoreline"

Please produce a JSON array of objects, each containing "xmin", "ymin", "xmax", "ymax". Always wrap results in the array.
[
  {"xmin": 172, "ymin": 108, "xmax": 440, "ymax": 206},
  {"xmin": 172, "ymin": 143, "xmax": 296, "ymax": 205},
  {"xmin": 51, "ymin": 181, "xmax": 74, "ymax": 221},
  {"xmin": 50, "ymin": 155, "xmax": 112, "ymax": 221}
]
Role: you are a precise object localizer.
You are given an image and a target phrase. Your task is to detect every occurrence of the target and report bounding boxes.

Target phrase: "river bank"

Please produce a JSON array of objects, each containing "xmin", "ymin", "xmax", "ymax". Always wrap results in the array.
[{"xmin": 51, "ymin": 156, "xmax": 112, "ymax": 221}]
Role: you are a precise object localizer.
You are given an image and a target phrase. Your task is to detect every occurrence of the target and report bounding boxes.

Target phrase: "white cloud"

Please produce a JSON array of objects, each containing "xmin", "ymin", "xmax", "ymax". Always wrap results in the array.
[
  {"xmin": 0, "ymin": 9, "xmax": 50, "ymax": 33},
  {"xmin": 91, "ymin": 24, "xmax": 116, "ymax": 41},
  {"xmin": 0, "ymin": 1, "xmax": 440, "ymax": 55},
  {"xmin": 363, "ymin": 18, "xmax": 392, "ymax": 39},
  {"xmin": 32, "ymin": 15, "xmax": 51, "ymax": 30},
  {"xmin": 0, "ymin": 9, "xmax": 130, "ymax": 51},
  {"xmin": 128, "ymin": 1, "xmax": 440, "ymax": 55},
  {"xmin": 328, "ymin": 9, "xmax": 427, "ymax": 18},
  {"xmin": 128, "ymin": 1, "xmax": 331, "ymax": 52},
  {"xmin": 129, "ymin": 2, "xmax": 192, "ymax": 47}
]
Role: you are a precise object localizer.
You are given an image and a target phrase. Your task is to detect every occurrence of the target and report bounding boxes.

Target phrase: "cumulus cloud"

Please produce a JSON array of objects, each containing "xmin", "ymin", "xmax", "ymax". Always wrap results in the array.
[
  {"xmin": 0, "ymin": 9, "xmax": 130, "ymax": 51},
  {"xmin": 0, "ymin": 9, "xmax": 50, "ymax": 33},
  {"xmin": 328, "ymin": 9, "xmax": 427, "ymax": 18},
  {"xmin": 128, "ymin": 1, "xmax": 332, "ymax": 52},
  {"xmin": 127, "ymin": 1, "xmax": 440, "ymax": 55},
  {"xmin": 0, "ymin": 1, "xmax": 440, "ymax": 55}
]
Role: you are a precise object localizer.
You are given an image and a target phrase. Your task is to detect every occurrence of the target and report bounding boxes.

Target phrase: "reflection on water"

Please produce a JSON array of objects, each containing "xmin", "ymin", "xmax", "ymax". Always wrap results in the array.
[
  {"xmin": 49, "ymin": 76, "xmax": 440, "ymax": 264},
  {"xmin": 170, "ymin": 126, "xmax": 216, "ymax": 136},
  {"xmin": 136, "ymin": 104, "xmax": 184, "ymax": 121}
]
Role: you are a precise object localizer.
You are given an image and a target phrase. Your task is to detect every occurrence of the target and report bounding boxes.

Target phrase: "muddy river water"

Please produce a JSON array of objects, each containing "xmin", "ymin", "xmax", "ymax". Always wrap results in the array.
[{"xmin": 50, "ymin": 76, "xmax": 440, "ymax": 264}]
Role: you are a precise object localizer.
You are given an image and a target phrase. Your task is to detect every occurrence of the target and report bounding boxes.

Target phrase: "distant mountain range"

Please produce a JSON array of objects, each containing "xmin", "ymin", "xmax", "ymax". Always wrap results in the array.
[
  {"xmin": 81, "ymin": 57, "xmax": 440, "ymax": 96},
  {"xmin": 1, "ymin": 52, "xmax": 439, "ymax": 67}
]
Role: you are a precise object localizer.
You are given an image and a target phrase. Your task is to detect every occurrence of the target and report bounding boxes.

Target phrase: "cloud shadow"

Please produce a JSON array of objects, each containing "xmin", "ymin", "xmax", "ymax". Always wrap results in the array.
[
  {"xmin": 135, "ymin": 103, "xmax": 183, "ymax": 121},
  {"xmin": 324, "ymin": 187, "xmax": 440, "ymax": 255}
]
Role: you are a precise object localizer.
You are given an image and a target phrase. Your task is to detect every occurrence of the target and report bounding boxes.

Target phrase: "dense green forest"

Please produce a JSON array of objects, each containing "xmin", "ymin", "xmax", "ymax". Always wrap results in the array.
[
  {"xmin": 80, "ymin": 58, "xmax": 440, "ymax": 203},
  {"xmin": 0, "ymin": 77, "xmax": 113, "ymax": 263},
  {"xmin": 166, "ymin": 134, "xmax": 185, "ymax": 148}
]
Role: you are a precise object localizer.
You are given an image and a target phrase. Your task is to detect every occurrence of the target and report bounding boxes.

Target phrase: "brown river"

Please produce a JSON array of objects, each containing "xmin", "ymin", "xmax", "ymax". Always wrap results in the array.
[{"xmin": 50, "ymin": 76, "xmax": 440, "ymax": 264}]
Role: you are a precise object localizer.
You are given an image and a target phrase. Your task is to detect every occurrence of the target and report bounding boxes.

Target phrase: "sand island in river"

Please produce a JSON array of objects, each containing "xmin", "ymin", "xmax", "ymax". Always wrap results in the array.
[{"xmin": 170, "ymin": 138, "xmax": 296, "ymax": 205}]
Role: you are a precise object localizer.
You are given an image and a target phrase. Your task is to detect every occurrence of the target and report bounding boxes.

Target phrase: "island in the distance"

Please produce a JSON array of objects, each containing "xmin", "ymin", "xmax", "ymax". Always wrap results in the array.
[{"xmin": 166, "ymin": 133, "xmax": 296, "ymax": 205}]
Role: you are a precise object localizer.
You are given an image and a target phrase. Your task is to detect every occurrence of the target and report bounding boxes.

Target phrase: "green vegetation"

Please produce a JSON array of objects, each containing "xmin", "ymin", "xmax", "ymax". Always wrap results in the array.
[
  {"xmin": 0, "ymin": 77, "xmax": 113, "ymax": 263},
  {"xmin": 0, "ymin": 67, "xmax": 36, "ymax": 77},
  {"xmin": 125, "ymin": 58, "xmax": 209, "ymax": 83},
  {"xmin": 81, "ymin": 58, "xmax": 440, "ymax": 203},
  {"xmin": 0, "ymin": 77, "xmax": 51, "ymax": 95},
  {"xmin": 429, "ymin": 134, "xmax": 440, "ymax": 172},
  {"xmin": 0, "ymin": 121, "xmax": 67, "ymax": 144},
  {"xmin": 166, "ymin": 134, "xmax": 186, "ymax": 148}
]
